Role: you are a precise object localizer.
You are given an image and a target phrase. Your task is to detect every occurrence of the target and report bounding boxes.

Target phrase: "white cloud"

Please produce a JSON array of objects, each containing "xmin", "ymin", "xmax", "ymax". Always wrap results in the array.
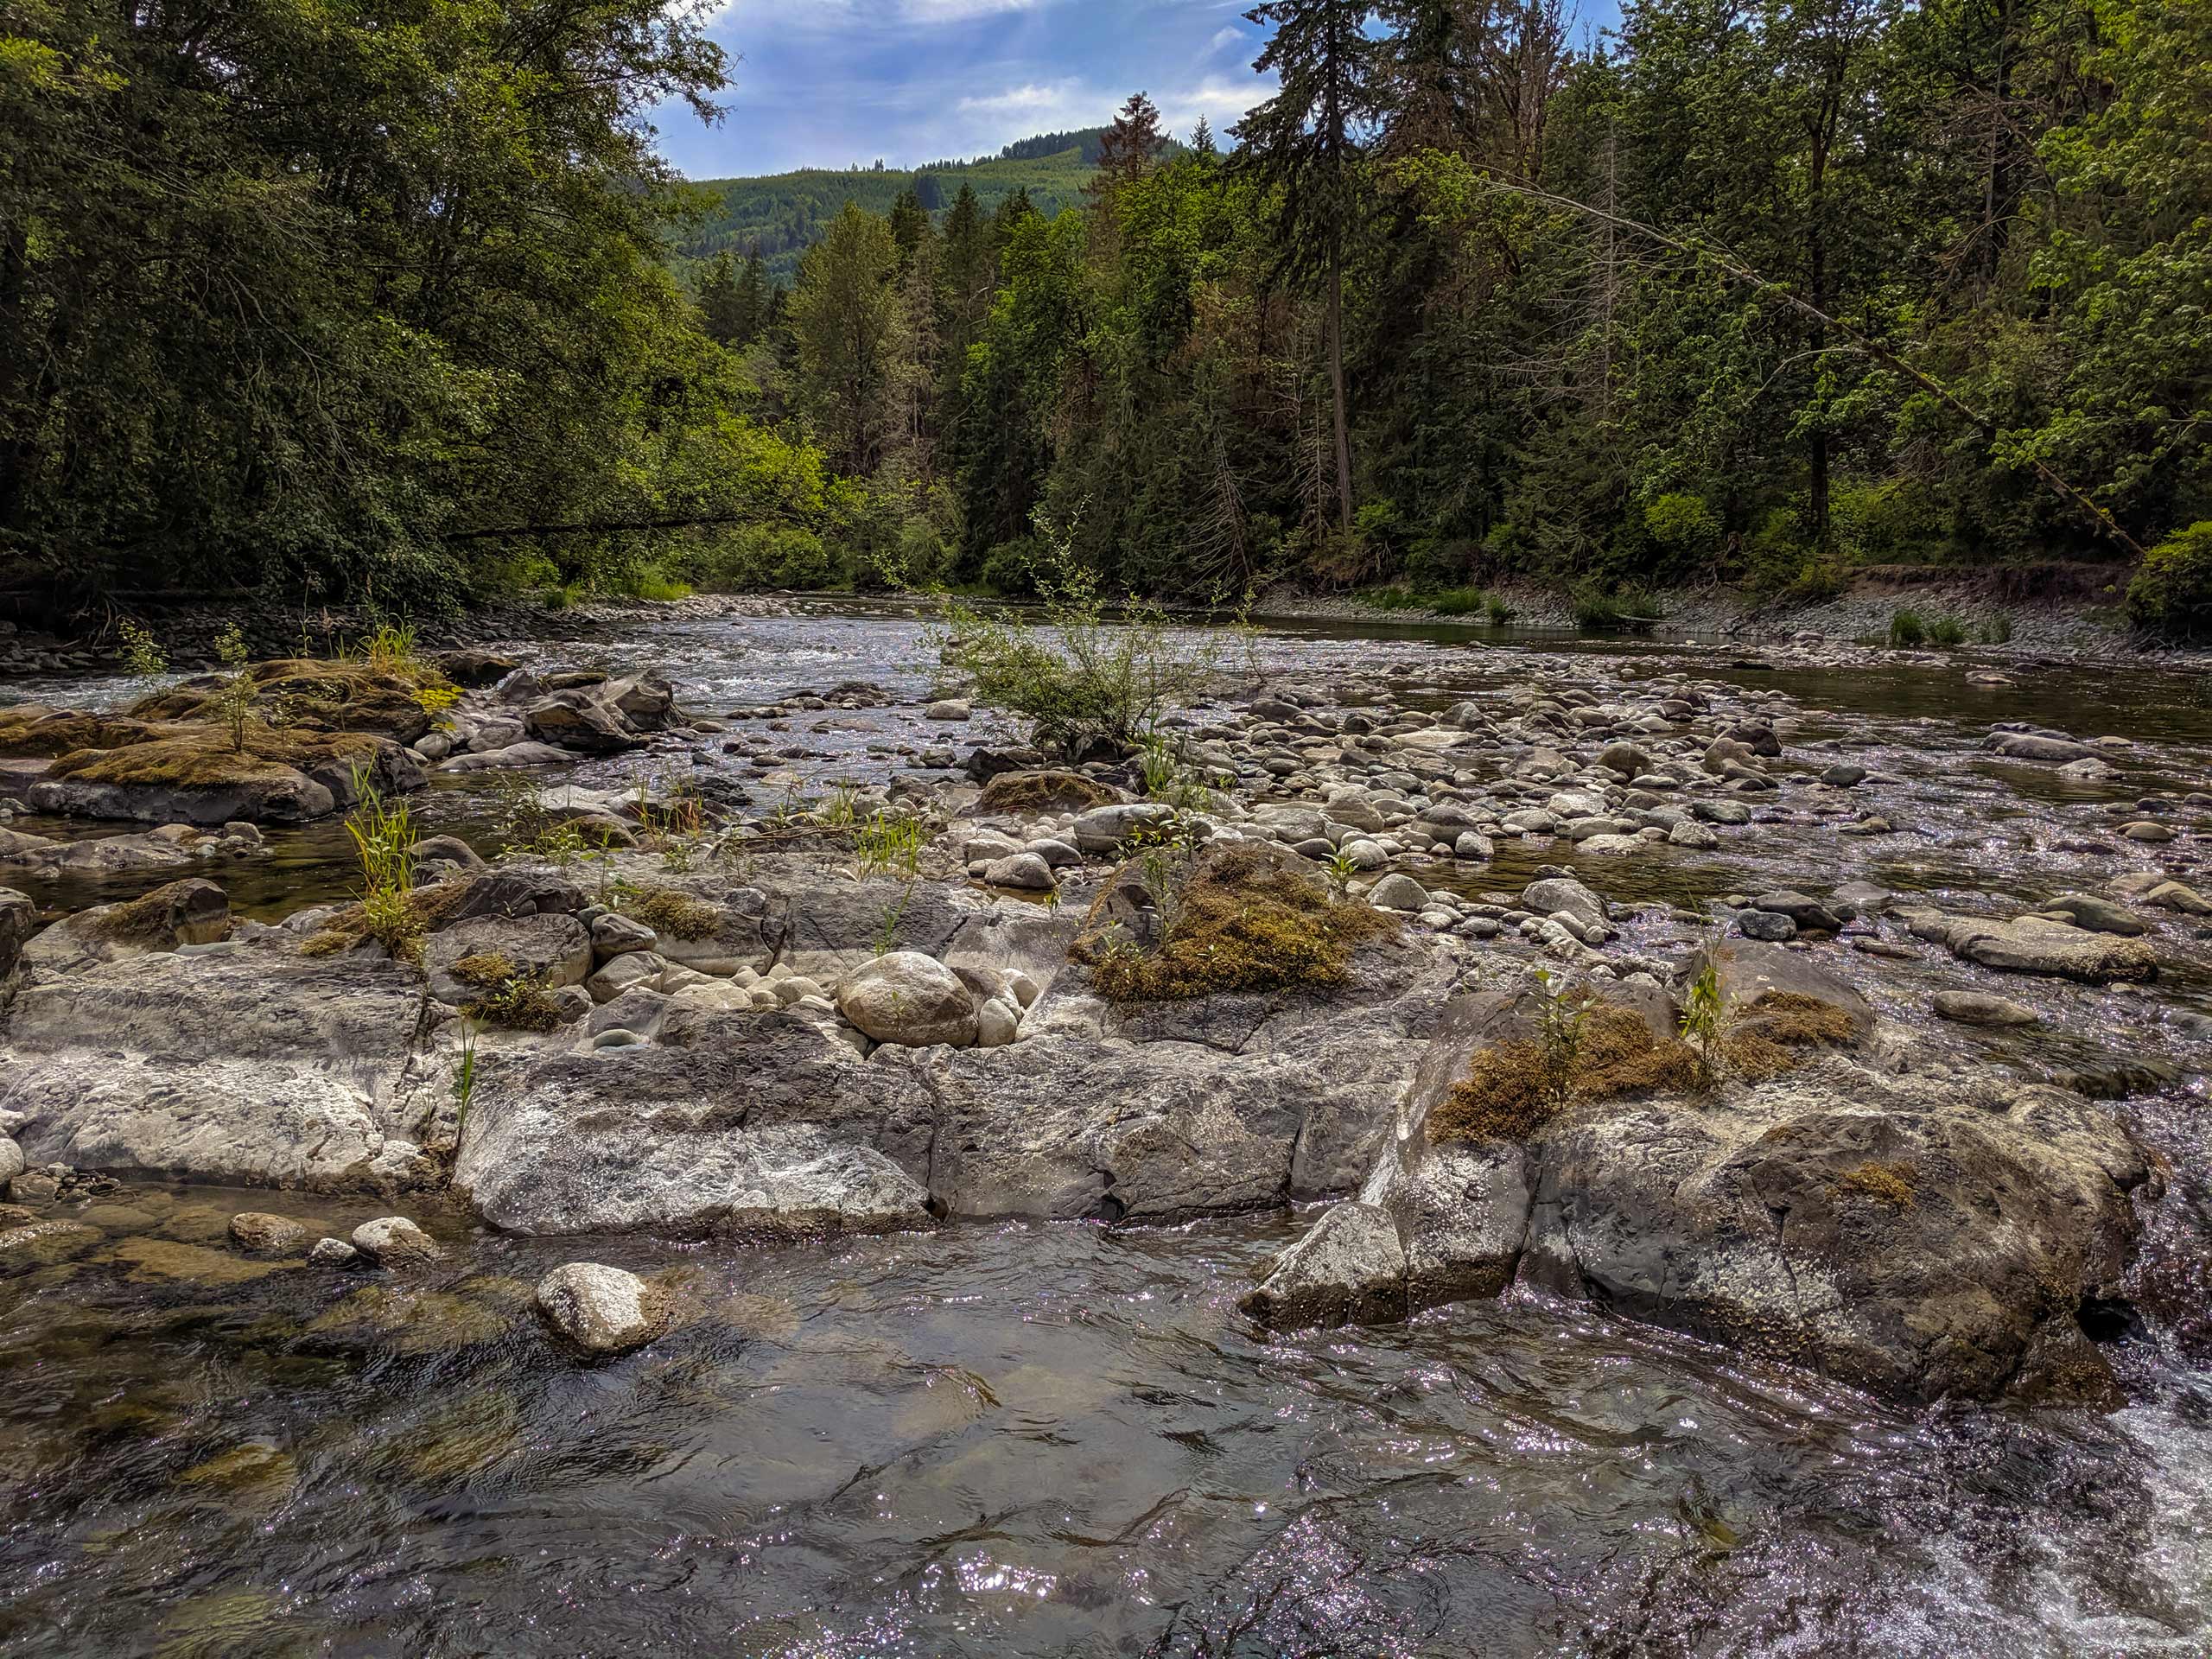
[{"xmin": 1209, "ymin": 24, "xmax": 1245, "ymax": 54}]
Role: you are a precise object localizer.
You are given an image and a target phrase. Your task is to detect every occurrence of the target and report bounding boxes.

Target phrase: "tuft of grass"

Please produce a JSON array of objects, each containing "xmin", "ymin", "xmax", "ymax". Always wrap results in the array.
[
  {"xmin": 619, "ymin": 882, "xmax": 721, "ymax": 941},
  {"xmin": 1718, "ymin": 990, "xmax": 1859, "ymax": 1079},
  {"xmin": 1979, "ymin": 613, "xmax": 2014, "ymax": 645},
  {"xmin": 1073, "ymin": 842, "xmax": 1395, "ymax": 1004},
  {"xmin": 1834, "ymin": 1160, "xmax": 1917, "ymax": 1208},
  {"xmin": 1886, "ymin": 608, "xmax": 1926, "ymax": 648},
  {"xmin": 1428, "ymin": 1039, "xmax": 1559, "ymax": 1144},
  {"xmin": 1428, "ymin": 999, "xmax": 1700, "ymax": 1147},
  {"xmin": 852, "ymin": 810, "xmax": 925, "ymax": 878},
  {"xmin": 452, "ymin": 951, "xmax": 565, "ymax": 1032},
  {"xmin": 1926, "ymin": 615, "xmax": 1967, "ymax": 647}
]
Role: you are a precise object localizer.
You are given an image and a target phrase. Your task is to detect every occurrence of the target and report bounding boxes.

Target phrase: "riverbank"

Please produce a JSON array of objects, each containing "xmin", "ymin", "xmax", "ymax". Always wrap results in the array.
[{"xmin": 2, "ymin": 597, "xmax": 2208, "ymax": 1652}]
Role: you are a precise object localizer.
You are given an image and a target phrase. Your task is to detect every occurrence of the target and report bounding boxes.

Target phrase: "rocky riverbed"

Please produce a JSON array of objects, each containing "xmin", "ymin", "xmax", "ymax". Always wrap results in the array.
[{"xmin": 1, "ymin": 600, "xmax": 2207, "ymax": 1654}]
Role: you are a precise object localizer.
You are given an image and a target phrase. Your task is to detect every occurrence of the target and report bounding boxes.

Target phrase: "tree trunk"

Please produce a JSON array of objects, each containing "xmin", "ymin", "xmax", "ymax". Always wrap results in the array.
[{"xmin": 1327, "ymin": 250, "xmax": 1353, "ymax": 536}]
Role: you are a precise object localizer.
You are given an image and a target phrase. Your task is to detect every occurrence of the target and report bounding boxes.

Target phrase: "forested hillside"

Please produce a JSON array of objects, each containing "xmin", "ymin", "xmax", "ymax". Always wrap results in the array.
[
  {"xmin": 4, "ymin": 0, "xmax": 2209, "ymax": 634},
  {"xmin": 677, "ymin": 130, "xmax": 1118, "ymax": 283}
]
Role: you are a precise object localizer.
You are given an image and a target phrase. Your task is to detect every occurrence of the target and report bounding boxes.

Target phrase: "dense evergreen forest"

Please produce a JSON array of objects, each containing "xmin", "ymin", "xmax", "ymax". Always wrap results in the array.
[{"xmin": 3, "ymin": 0, "xmax": 2209, "ymax": 632}]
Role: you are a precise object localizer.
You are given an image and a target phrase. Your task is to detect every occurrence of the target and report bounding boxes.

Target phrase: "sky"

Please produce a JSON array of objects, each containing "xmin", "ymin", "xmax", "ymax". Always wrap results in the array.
[{"xmin": 653, "ymin": 0, "xmax": 1624, "ymax": 180}]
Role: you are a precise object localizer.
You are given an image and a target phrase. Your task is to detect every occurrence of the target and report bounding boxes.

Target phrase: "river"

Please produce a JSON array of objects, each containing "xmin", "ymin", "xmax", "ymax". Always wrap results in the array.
[{"xmin": 1, "ymin": 601, "xmax": 2208, "ymax": 1656}]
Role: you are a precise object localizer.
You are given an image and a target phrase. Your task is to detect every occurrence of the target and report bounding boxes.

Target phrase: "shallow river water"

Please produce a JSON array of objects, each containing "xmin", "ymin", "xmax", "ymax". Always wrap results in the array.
[{"xmin": 3, "ymin": 603, "xmax": 2210, "ymax": 1656}]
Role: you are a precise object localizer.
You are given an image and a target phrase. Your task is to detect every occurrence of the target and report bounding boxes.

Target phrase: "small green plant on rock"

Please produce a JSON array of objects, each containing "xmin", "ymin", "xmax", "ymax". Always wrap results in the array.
[
  {"xmin": 1680, "ymin": 956, "xmax": 1723, "ymax": 1090},
  {"xmin": 451, "ymin": 1020, "xmax": 480, "ymax": 1142},
  {"xmin": 343, "ymin": 762, "xmax": 423, "ymax": 960},
  {"xmin": 853, "ymin": 810, "xmax": 925, "ymax": 878},
  {"xmin": 213, "ymin": 623, "xmax": 255, "ymax": 751},
  {"xmin": 118, "ymin": 620, "xmax": 168, "ymax": 678}
]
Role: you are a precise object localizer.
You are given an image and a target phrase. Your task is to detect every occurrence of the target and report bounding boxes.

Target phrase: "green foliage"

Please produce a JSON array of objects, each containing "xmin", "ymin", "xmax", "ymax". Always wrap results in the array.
[
  {"xmin": 851, "ymin": 810, "xmax": 925, "ymax": 879},
  {"xmin": 1926, "ymin": 615, "xmax": 1967, "ymax": 647},
  {"xmin": 1887, "ymin": 609, "xmax": 1926, "ymax": 648},
  {"xmin": 212, "ymin": 625, "xmax": 254, "ymax": 752},
  {"xmin": 1, "ymin": 0, "xmax": 729, "ymax": 608},
  {"xmin": 342, "ymin": 762, "xmax": 422, "ymax": 960},
  {"xmin": 118, "ymin": 621, "xmax": 168, "ymax": 678},
  {"xmin": 2126, "ymin": 523, "xmax": 2212, "ymax": 640},
  {"xmin": 1643, "ymin": 493, "xmax": 1719, "ymax": 559},
  {"xmin": 934, "ymin": 524, "xmax": 1232, "ymax": 760},
  {"xmin": 1681, "ymin": 957, "xmax": 1723, "ymax": 1091}
]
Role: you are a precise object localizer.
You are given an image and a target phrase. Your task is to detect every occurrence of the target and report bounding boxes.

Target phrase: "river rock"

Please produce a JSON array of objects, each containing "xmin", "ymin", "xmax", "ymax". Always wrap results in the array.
[
  {"xmin": 1239, "ymin": 1201, "xmax": 1408, "ymax": 1328},
  {"xmin": 1521, "ymin": 877, "xmax": 1608, "ymax": 936},
  {"xmin": 1933, "ymin": 990, "xmax": 2040, "ymax": 1027},
  {"xmin": 423, "ymin": 912, "xmax": 592, "ymax": 1003},
  {"xmin": 351, "ymin": 1216, "xmax": 442, "ymax": 1266},
  {"xmin": 0, "ymin": 886, "xmax": 34, "ymax": 982},
  {"xmin": 535, "ymin": 1262, "xmax": 664, "ymax": 1357},
  {"xmin": 20, "ymin": 877, "xmax": 232, "ymax": 976},
  {"xmin": 1737, "ymin": 908, "xmax": 1796, "ymax": 943},
  {"xmin": 2038, "ymin": 893, "xmax": 2148, "ymax": 937},
  {"xmin": 454, "ymin": 1010, "xmax": 938, "ymax": 1236},
  {"xmin": 1368, "ymin": 873, "xmax": 1429, "ymax": 912},
  {"xmin": 523, "ymin": 686, "xmax": 647, "ymax": 754},
  {"xmin": 1985, "ymin": 731, "xmax": 2094, "ymax": 763},
  {"xmin": 228, "ymin": 1212, "xmax": 313, "ymax": 1255},
  {"xmin": 981, "ymin": 852, "xmax": 1055, "ymax": 892},
  {"xmin": 1072, "ymin": 803, "xmax": 1180, "ymax": 855},
  {"xmin": 1931, "ymin": 913, "xmax": 2158, "ymax": 983},
  {"xmin": 836, "ymin": 951, "xmax": 980, "ymax": 1047},
  {"xmin": 308, "ymin": 1236, "xmax": 361, "ymax": 1268}
]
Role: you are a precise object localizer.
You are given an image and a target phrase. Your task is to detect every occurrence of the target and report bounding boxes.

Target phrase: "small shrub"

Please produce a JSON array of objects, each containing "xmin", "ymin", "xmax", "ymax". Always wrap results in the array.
[
  {"xmin": 213, "ymin": 622, "xmax": 254, "ymax": 751},
  {"xmin": 1886, "ymin": 608, "xmax": 1926, "ymax": 648},
  {"xmin": 359, "ymin": 621, "xmax": 423, "ymax": 675},
  {"xmin": 2125, "ymin": 522, "xmax": 2212, "ymax": 640},
  {"xmin": 1926, "ymin": 615, "xmax": 1967, "ymax": 647},
  {"xmin": 1979, "ymin": 613, "xmax": 2015, "ymax": 645},
  {"xmin": 118, "ymin": 620, "xmax": 168, "ymax": 677},
  {"xmin": 1484, "ymin": 594, "xmax": 1516, "ymax": 626},
  {"xmin": 1572, "ymin": 586, "xmax": 1624, "ymax": 631},
  {"xmin": 1679, "ymin": 957, "xmax": 1723, "ymax": 1090},
  {"xmin": 932, "ymin": 514, "xmax": 1231, "ymax": 760}
]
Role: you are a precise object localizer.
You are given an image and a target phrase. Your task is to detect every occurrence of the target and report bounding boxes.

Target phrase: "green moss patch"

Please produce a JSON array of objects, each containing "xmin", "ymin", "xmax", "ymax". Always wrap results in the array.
[
  {"xmin": 130, "ymin": 658, "xmax": 449, "ymax": 741},
  {"xmin": 976, "ymin": 769, "xmax": 1122, "ymax": 813},
  {"xmin": 620, "ymin": 884, "xmax": 721, "ymax": 940}
]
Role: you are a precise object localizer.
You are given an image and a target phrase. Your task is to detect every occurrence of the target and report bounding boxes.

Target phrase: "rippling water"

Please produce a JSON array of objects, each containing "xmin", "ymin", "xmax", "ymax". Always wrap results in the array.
[
  {"xmin": 2, "ymin": 1193, "xmax": 2208, "ymax": 1657},
  {"xmin": 3, "ymin": 604, "xmax": 2210, "ymax": 1654}
]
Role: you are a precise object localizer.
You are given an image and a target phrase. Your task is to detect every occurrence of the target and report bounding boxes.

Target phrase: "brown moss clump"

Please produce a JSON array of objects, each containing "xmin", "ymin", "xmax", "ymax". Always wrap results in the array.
[
  {"xmin": 1075, "ymin": 842, "xmax": 1395, "ymax": 1004},
  {"xmin": 130, "ymin": 658, "xmax": 448, "ymax": 741},
  {"xmin": 976, "ymin": 769, "xmax": 1122, "ymax": 813},
  {"xmin": 1429, "ymin": 1002, "xmax": 1699, "ymax": 1147},
  {"xmin": 1834, "ymin": 1160, "xmax": 1918, "ymax": 1208},
  {"xmin": 621, "ymin": 884, "xmax": 721, "ymax": 941},
  {"xmin": 1717, "ymin": 991, "xmax": 1861, "ymax": 1080},
  {"xmin": 454, "ymin": 956, "xmax": 564, "ymax": 1032},
  {"xmin": 1427, "ymin": 1039, "xmax": 1559, "ymax": 1145},
  {"xmin": 0, "ymin": 709, "xmax": 174, "ymax": 758},
  {"xmin": 44, "ymin": 726, "xmax": 391, "ymax": 791}
]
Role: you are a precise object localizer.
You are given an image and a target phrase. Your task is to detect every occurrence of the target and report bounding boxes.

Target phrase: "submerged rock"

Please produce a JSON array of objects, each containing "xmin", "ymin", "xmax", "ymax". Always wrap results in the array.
[
  {"xmin": 351, "ymin": 1216, "xmax": 442, "ymax": 1266},
  {"xmin": 228, "ymin": 1212, "xmax": 314, "ymax": 1256},
  {"xmin": 535, "ymin": 1262, "xmax": 664, "ymax": 1357}
]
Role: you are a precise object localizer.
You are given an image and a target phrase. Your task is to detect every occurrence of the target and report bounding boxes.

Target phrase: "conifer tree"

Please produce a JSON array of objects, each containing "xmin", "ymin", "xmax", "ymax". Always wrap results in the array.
[{"xmin": 1235, "ymin": 0, "xmax": 1382, "ymax": 537}]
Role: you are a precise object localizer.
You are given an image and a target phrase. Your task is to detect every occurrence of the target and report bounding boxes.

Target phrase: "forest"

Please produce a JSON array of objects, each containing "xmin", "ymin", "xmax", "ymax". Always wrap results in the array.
[{"xmin": 3, "ymin": 0, "xmax": 2209, "ymax": 632}]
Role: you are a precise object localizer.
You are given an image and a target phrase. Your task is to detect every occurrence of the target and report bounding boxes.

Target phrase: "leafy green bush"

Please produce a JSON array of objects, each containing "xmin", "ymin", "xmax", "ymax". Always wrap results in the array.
[
  {"xmin": 1887, "ymin": 608, "xmax": 1926, "ymax": 648},
  {"xmin": 1833, "ymin": 478, "xmax": 1948, "ymax": 564},
  {"xmin": 2126, "ymin": 523, "xmax": 2212, "ymax": 640},
  {"xmin": 1926, "ymin": 615, "xmax": 1967, "ymax": 647},
  {"xmin": 934, "ymin": 522, "xmax": 1230, "ymax": 760},
  {"xmin": 1643, "ymin": 493, "xmax": 1719, "ymax": 557},
  {"xmin": 977, "ymin": 538, "xmax": 1044, "ymax": 597}
]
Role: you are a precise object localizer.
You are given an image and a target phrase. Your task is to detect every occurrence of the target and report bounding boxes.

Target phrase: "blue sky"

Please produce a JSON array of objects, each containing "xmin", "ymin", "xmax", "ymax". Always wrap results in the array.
[{"xmin": 654, "ymin": 0, "xmax": 1624, "ymax": 179}]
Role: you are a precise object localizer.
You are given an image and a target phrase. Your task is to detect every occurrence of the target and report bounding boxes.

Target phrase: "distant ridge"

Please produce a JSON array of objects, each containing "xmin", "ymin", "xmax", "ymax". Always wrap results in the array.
[{"xmin": 675, "ymin": 126, "xmax": 1185, "ymax": 283}]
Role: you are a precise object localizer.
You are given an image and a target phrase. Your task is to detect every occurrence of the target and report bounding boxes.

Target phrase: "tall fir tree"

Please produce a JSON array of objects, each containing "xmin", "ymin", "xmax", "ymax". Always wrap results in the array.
[{"xmin": 1236, "ymin": 0, "xmax": 1383, "ymax": 539}]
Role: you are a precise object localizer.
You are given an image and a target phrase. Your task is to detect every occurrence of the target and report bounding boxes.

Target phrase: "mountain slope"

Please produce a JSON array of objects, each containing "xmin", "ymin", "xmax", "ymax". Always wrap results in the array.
[{"xmin": 674, "ymin": 128, "xmax": 1120, "ymax": 283}]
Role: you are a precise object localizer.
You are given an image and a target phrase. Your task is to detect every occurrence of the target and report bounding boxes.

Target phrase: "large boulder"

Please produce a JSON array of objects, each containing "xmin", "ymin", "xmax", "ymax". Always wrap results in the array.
[
  {"xmin": 453, "ymin": 1011, "xmax": 937, "ymax": 1237},
  {"xmin": 523, "ymin": 687, "xmax": 646, "ymax": 754},
  {"xmin": 1243, "ymin": 960, "xmax": 2154, "ymax": 1406},
  {"xmin": 1239, "ymin": 1201, "xmax": 1408, "ymax": 1328},
  {"xmin": 26, "ymin": 729, "xmax": 422, "ymax": 823},
  {"xmin": 21, "ymin": 877, "xmax": 231, "ymax": 976},
  {"xmin": 836, "ymin": 951, "xmax": 980, "ymax": 1047},
  {"xmin": 130, "ymin": 658, "xmax": 447, "ymax": 743},
  {"xmin": 3, "ymin": 940, "xmax": 442, "ymax": 1192}
]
